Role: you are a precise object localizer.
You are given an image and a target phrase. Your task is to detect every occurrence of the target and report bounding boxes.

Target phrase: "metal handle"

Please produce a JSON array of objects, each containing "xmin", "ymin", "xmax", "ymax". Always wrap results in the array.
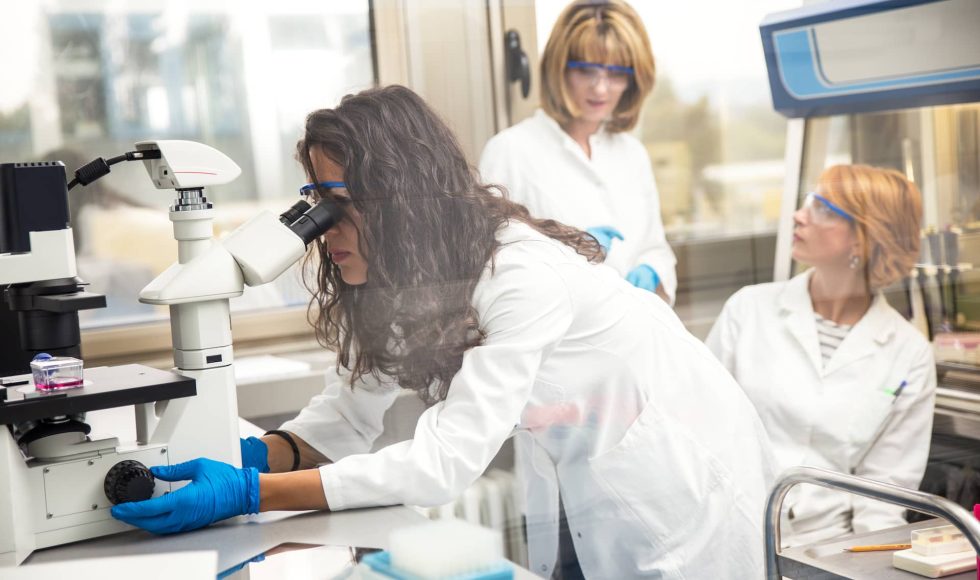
[
  {"xmin": 765, "ymin": 466, "xmax": 980, "ymax": 580},
  {"xmin": 505, "ymin": 30, "xmax": 531, "ymax": 99}
]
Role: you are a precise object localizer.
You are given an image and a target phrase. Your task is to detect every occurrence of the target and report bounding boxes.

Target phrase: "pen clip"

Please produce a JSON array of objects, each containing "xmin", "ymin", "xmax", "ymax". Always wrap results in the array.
[{"xmin": 890, "ymin": 380, "xmax": 908, "ymax": 403}]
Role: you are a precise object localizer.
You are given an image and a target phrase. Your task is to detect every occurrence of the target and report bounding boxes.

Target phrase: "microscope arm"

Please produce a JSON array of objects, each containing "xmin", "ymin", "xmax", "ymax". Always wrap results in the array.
[
  {"xmin": 224, "ymin": 211, "xmax": 308, "ymax": 286},
  {"xmin": 139, "ymin": 200, "xmax": 338, "ymax": 306},
  {"xmin": 138, "ymin": 211, "xmax": 304, "ymax": 305}
]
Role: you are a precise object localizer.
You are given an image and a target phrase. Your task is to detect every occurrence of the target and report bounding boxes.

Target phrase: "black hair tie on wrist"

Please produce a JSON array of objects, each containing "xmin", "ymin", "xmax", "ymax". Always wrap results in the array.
[{"xmin": 265, "ymin": 430, "xmax": 301, "ymax": 472}]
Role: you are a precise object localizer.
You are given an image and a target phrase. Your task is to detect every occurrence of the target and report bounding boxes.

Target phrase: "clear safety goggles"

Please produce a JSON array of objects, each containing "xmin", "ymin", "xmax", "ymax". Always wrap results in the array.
[
  {"xmin": 801, "ymin": 192, "xmax": 855, "ymax": 224},
  {"xmin": 566, "ymin": 61, "xmax": 634, "ymax": 89}
]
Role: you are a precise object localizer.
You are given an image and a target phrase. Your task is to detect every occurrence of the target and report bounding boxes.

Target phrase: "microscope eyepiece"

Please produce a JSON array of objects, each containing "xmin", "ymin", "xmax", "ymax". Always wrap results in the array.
[
  {"xmin": 288, "ymin": 199, "xmax": 344, "ymax": 245},
  {"xmin": 279, "ymin": 199, "xmax": 312, "ymax": 225}
]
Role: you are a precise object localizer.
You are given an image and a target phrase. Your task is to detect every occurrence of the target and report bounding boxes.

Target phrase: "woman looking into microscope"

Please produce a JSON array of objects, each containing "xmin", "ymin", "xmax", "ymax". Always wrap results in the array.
[{"xmin": 113, "ymin": 85, "xmax": 774, "ymax": 578}]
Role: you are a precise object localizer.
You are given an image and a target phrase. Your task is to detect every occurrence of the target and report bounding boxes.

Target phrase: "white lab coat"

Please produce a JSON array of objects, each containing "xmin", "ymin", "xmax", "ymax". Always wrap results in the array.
[
  {"xmin": 479, "ymin": 110, "xmax": 678, "ymax": 304},
  {"xmin": 281, "ymin": 222, "xmax": 775, "ymax": 578},
  {"xmin": 706, "ymin": 270, "xmax": 937, "ymax": 546}
]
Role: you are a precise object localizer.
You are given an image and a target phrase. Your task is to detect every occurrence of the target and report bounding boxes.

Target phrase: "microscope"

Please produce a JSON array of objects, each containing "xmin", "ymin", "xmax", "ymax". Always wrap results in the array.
[{"xmin": 0, "ymin": 141, "xmax": 342, "ymax": 565}]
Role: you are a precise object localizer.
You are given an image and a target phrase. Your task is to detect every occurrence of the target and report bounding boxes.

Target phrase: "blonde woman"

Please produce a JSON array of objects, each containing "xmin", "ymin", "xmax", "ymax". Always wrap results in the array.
[
  {"xmin": 479, "ymin": 0, "xmax": 677, "ymax": 304},
  {"xmin": 707, "ymin": 164, "xmax": 937, "ymax": 546}
]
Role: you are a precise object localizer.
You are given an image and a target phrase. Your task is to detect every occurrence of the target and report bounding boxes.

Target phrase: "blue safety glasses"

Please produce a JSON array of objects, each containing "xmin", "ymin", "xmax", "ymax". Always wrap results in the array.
[
  {"xmin": 566, "ymin": 61, "xmax": 634, "ymax": 88},
  {"xmin": 802, "ymin": 192, "xmax": 855, "ymax": 224},
  {"xmin": 300, "ymin": 181, "xmax": 347, "ymax": 201}
]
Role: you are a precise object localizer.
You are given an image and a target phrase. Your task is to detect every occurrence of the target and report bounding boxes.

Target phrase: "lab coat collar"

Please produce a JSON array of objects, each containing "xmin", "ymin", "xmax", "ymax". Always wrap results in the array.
[
  {"xmin": 495, "ymin": 220, "xmax": 540, "ymax": 246},
  {"xmin": 532, "ymin": 109, "xmax": 607, "ymax": 164},
  {"xmin": 778, "ymin": 269, "xmax": 897, "ymax": 377},
  {"xmin": 533, "ymin": 109, "xmax": 572, "ymax": 147}
]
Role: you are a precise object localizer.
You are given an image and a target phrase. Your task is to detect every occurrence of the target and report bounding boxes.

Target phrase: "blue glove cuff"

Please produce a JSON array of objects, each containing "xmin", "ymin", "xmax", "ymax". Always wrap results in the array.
[
  {"xmin": 585, "ymin": 226, "xmax": 624, "ymax": 254},
  {"xmin": 241, "ymin": 436, "xmax": 270, "ymax": 473},
  {"xmin": 243, "ymin": 467, "xmax": 261, "ymax": 515},
  {"xmin": 626, "ymin": 264, "xmax": 660, "ymax": 292},
  {"xmin": 643, "ymin": 265, "xmax": 661, "ymax": 289}
]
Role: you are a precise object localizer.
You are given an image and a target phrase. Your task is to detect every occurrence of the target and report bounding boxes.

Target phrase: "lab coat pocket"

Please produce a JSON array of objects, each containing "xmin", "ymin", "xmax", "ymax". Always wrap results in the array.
[
  {"xmin": 590, "ymin": 401, "xmax": 732, "ymax": 573},
  {"xmin": 848, "ymin": 387, "xmax": 896, "ymax": 451}
]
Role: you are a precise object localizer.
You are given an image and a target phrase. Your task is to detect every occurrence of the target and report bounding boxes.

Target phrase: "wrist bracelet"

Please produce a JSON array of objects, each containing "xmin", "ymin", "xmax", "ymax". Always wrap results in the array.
[{"xmin": 264, "ymin": 430, "xmax": 301, "ymax": 472}]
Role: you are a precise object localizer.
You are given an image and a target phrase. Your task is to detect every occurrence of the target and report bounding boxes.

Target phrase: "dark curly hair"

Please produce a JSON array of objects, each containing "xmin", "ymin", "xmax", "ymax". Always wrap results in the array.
[{"xmin": 298, "ymin": 85, "xmax": 601, "ymax": 404}]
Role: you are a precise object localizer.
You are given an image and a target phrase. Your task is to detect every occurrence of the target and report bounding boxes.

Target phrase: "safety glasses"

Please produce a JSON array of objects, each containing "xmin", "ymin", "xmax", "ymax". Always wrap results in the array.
[
  {"xmin": 300, "ymin": 181, "xmax": 347, "ymax": 202},
  {"xmin": 566, "ymin": 61, "xmax": 634, "ymax": 89},
  {"xmin": 802, "ymin": 192, "xmax": 855, "ymax": 224}
]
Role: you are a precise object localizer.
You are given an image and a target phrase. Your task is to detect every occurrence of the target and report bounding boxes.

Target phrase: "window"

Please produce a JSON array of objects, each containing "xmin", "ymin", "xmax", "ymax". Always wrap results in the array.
[{"xmin": 0, "ymin": 1, "xmax": 374, "ymax": 331}]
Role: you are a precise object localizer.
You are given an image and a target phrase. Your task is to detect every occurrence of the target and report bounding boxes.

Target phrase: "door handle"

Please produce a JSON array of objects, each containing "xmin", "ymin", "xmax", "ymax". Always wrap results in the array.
[{"xmin": 505, "ymin": 30, "xmax": 531, "ymax": 99}]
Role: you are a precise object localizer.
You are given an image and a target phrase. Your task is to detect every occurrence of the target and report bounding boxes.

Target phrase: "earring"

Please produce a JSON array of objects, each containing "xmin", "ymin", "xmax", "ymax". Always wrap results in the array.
[{"xmin": 849, "ymin": 254, "xmax": 861, "ymax": 270}]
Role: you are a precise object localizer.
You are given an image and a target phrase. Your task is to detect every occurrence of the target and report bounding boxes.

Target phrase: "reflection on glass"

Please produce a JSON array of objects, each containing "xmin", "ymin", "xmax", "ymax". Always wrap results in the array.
[
  {"xmin": 797, "ymin": 104, "xmax": 980, "ymax": 344},
  {"xmin": 219, "ymin": 543, "xmax": 380, "ymax": 580},
  {"xmin": 532, "ymin": 0, "xmax": 797, "ymax": 241},
  {"xmin": 530, "ymin": 0, "xmax": 799, "ymax": 335},
  {"xmin": 0, "ymin": 2, "xmax": 375, "ymax": 328}
]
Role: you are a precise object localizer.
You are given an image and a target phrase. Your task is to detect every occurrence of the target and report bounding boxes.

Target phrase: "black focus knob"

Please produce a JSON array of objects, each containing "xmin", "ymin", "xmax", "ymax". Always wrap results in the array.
[{"xmin": 104, "ymin": 460, "xmax": 155, "ymax": 505}]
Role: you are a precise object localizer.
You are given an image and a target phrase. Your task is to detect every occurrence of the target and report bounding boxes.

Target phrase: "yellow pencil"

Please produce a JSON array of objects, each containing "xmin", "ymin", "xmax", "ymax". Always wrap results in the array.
[{"xmin": 844, "ymin": 543, "xmax": 912, "ymax": 552}]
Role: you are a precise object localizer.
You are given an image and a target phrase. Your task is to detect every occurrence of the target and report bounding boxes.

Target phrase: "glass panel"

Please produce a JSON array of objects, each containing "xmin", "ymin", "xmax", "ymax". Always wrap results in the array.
[
  {"xmin": 0, "ymin": 1, "xmax": 374, "ymax": 329},
  {"xmin": 796, "ymin": 103, "xmax": 980, "ymax": 343}
]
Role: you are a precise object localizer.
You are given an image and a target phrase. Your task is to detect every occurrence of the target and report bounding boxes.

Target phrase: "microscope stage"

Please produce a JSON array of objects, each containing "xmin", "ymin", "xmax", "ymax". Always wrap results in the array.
[{"xmin": 0, "ymin": 364, "xmax": 196, "ymax": 425}]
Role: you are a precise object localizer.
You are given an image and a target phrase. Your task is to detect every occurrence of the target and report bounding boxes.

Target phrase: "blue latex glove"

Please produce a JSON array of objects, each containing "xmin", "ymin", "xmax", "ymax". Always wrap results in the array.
[
  {"xmin": 585, "ymin": 226, "xmax": 624, "ymax": 254},
  {"xmin": 240, "ymin": 436, "xmax": 270, "ymax": 473},
  {"xmin": 626, "ymin": 264, "xmax": 661, "ymax": 292},
  {"xmin": 111, "ymin": 458, "xmax": 260, "ymax": 535}
]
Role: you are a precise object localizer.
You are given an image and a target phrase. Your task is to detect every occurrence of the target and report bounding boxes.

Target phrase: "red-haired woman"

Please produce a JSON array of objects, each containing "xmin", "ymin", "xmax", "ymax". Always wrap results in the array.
[{"xmin": 707, "ymin": 164, "xmax": 936, "ymax": 546}]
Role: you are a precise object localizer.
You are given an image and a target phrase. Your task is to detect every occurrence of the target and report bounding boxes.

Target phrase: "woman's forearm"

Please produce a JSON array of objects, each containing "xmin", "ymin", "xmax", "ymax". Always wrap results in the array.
[
  {"xmin": 259, "ymin": 469, "xmax": 330, "ymax": 511},
  {"xmin": 261, "ymin": 432, "xmax": 330, "ymax": 473}
]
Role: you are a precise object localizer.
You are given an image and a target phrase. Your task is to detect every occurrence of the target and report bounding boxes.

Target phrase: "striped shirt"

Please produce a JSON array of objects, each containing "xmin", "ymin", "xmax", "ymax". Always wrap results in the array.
[{"xmin": 815, "ymin": 313, "xmax": 852, "ymax": 367}]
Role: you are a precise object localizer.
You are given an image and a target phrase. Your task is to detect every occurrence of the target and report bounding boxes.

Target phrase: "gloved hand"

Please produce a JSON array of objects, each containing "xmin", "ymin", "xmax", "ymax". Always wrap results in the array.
[
  {"xmin": 240, "ymin": 436, "xmax": 270, "ymax": 473},
  {"xmin": 626, "ymin": 264, "xmax": 661, "ymax": 292},
  {"xmin": 111, "ymin": 458, "xmax": 260, "ymax": 535},
  {"xmin": 585, "ymin": 226, "xmax": 624, "ymax": 254}
]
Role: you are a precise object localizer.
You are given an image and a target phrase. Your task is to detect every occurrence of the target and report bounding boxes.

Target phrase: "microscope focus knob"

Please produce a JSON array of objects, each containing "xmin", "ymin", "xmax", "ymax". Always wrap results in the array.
[{"xmin": 104, "ymin": 460, "xmax": 155, "ymax": 505}]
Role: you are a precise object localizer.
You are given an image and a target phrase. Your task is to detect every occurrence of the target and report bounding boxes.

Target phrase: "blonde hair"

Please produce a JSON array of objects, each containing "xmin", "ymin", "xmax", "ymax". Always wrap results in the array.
[
  {"xmin": 818, "ymin": 164, "xmax": 922, "ymax": 291},
  {"xmin": 540, "ymin": 0, "xmax": 655, "ymax": 133}
]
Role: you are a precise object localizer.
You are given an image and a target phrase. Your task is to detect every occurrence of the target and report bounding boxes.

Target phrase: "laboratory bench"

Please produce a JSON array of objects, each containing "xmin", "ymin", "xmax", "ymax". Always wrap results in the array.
[
  {"xmin": 24, "ymin": 505, "xmax": 419, "ymax": 572},
  {"xmin": 20, "ymin": 505, "xmax": 539, "ymax": 579},
  {"xmin": 3, "ymin": 415, "xmax": 536, "ymax": 578}
]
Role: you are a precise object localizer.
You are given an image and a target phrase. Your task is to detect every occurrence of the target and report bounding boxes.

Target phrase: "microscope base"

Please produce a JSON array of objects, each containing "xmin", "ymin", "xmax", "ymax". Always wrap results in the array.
[
  {"xmin": 0, "ymin": 365, "xmax": 197, "ymax": 566},
  {"xmin": 0, "ymin": 428, "xmax": 173, "ymax": 566}
]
